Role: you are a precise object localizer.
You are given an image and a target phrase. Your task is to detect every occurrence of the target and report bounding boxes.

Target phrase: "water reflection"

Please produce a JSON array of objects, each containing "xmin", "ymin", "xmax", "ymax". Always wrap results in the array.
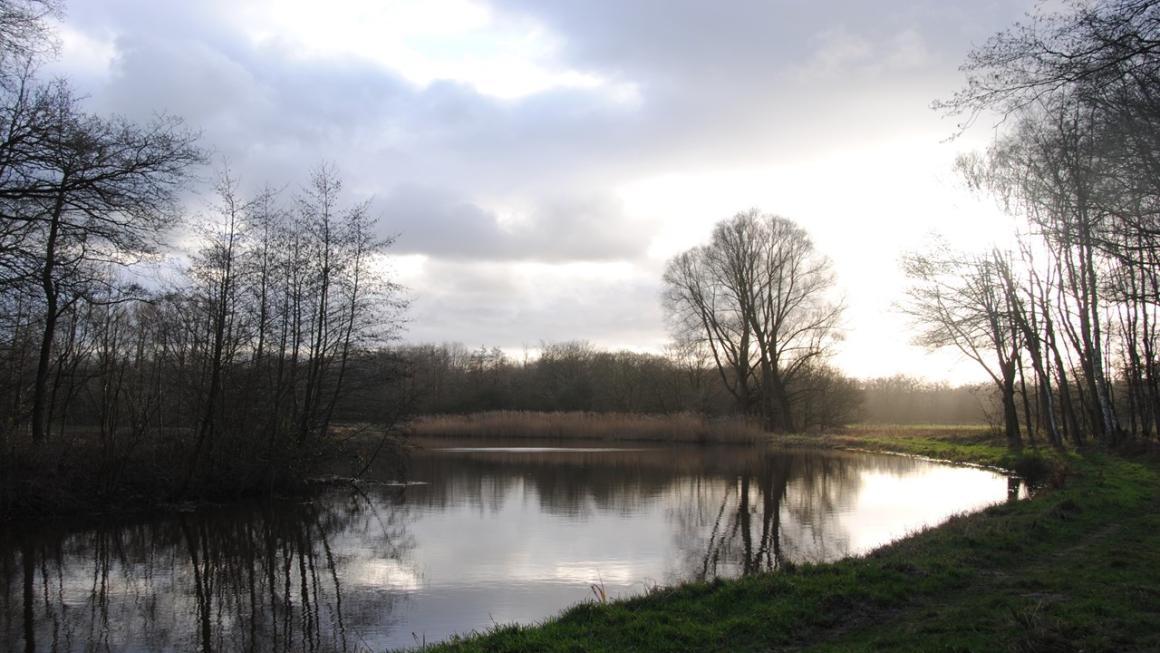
[
  {"xmin": 668, "ymin": 451, "xmax": 859, "ymax": 581},
  {"xmin": 1, "ymin": 443, "xmax": 1010, "ymax": 652},
  {"xmin": 3, "ymin": 492, "xmax": 414, "ymax": 653}
]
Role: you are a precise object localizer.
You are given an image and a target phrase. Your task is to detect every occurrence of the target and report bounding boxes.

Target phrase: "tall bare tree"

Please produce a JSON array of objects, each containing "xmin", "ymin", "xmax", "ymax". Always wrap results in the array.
[
  {"xmin": 0, "ymin": 79, "xmax": 202, "ymax": 443},
  {"xmin": 663, "ymin": 210, "xmax": 843, "ymax": 432},
  {"xmin": 902, "ymin": 242, "xmax": 1025, "ymax": 449},
  {"xmin": 937, "ymin": 0, "xmax": 1160, "ymax": 444}
]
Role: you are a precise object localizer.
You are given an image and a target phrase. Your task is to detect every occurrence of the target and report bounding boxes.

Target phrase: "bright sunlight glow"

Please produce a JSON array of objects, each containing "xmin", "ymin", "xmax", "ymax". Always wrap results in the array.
[{"xmin": 237, "ymin": 0, "xmax": 623, "ymax": 100}]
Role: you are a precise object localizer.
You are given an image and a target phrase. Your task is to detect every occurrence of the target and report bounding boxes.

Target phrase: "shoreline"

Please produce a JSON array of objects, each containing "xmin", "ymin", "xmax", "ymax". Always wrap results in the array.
[
  {"xmin": 1, "ymin": 420, "xmax": 1003, "ymax": 522},
  {"xmin": 386, "ymin": 430, "xmax": 1159, "ymax": 652}
]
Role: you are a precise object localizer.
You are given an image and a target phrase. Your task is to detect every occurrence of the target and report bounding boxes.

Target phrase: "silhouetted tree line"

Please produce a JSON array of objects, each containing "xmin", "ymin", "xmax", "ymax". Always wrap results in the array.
[
  {"xmin": 0, "ymin": 161, "xmax": 408, "ymax": 502},
  {"xmin": 388, "ymin": 340, "xmax": 995, "ymax": 428},
  {"xmin": 0, "ymin": 1, "xmax": 409, "ymax": 509},
  {"xmin": 392, "ymin": 341, "xmax": 696, "ymax": 415},
  {"xmin": 913, "ymin": 0, "xmax": 1160, "ymax": 449},
  {"xmin": 392, "ymin": 341, "xmax": 710, "ymax": 416}
]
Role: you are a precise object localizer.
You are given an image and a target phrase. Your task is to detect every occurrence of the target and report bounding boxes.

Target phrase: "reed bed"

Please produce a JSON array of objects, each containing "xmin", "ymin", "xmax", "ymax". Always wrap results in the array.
[{"xmin": 411, "ymin": 411, "xmax": 770, "ymax": 444}]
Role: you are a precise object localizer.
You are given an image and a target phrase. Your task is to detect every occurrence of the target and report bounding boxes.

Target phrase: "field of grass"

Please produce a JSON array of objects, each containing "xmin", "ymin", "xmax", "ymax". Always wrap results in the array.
[
  {"xmin": 393, "ymin": 429, "xmax": 1160, "ymax": 652},
  {"xmin": 780, "ymin": 423, "xmax": 1012, "ymax": 463}
]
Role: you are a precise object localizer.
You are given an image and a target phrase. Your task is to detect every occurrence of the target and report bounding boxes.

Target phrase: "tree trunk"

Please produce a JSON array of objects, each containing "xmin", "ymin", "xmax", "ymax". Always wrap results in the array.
[{"xmin": 30, "ymin": 187, "xmax": 68, "ymax": 444}]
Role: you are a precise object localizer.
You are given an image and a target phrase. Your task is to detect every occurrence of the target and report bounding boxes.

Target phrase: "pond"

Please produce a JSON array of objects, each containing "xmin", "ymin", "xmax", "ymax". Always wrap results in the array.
[{"xmin": 1, "ymin": 440, "xmax": 1018, "ymax": 652}]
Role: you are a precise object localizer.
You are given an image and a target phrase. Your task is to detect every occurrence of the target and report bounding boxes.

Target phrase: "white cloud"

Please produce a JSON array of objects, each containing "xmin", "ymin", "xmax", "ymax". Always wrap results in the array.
[
  {"xmin": 788, "ymin": 25, "xmax": 937, "ymax": 82},
  {"xmin": 54, "ymin": 23, "xmax": 116, "ymax": 79},
  {"xmin": 234, "ymin": 0, "xmax": 631, "ymax": 101},
  {"xmin": 885, "ymin": 29, "xmax": 934, "ymax": 70}
]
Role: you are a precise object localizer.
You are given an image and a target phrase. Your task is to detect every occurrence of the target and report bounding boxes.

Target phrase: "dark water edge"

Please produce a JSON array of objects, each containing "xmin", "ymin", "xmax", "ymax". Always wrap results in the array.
[{"xmin": 0, "ymin": 442, "xmax": 1014, "ymax": 652}]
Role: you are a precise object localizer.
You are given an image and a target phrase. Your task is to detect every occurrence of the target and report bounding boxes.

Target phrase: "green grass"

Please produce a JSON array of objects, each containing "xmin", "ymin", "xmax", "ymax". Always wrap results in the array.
[
  {"xmin": 780, "ymin": 425, "xmax": 1066, "ymax": 484},
  {"xmin": 393, "ymin": 434, "xmax": 1160, "ymax": 652}
]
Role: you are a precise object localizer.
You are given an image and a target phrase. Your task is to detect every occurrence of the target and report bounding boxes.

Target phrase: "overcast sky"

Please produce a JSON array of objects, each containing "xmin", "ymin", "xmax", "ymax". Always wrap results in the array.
[{"xmin": 45, "ymin": 0, "xmax": 1038, "ymax": 382}]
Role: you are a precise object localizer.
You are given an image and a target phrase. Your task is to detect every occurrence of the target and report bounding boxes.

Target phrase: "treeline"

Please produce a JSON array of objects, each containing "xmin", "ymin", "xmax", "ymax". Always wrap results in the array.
[
  {"xmin": 861, "ymin": 376, "xmax": 986, "ymax": 426},
  {"xmin": 390, "ymin": 341, "xmax": 988, "ymax": 426},
  {"xmin": 0, "ymin": 2, "xmax": 411, "ymax": 512},
  {"xmin": 914, "ymin": 0, "xmax": 1160, "ymax": 449},
  {"xmin": 393, "ymin": 340, "xmax": 863, "ymax": 429},
  {"xmin": 0, "ymin": 164, "xmax": 407, "ymax": 504}
]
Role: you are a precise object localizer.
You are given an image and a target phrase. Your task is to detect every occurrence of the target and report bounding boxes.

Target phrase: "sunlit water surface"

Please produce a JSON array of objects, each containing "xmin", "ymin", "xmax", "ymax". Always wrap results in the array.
[{"xmin": 1, "ymin": 441, "xmax": 1018, "ymax": 652}]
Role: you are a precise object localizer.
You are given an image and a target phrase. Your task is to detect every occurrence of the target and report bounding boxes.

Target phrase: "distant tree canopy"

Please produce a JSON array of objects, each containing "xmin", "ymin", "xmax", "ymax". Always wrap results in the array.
[
  {"xmin": 924, "ymin": 0, "xmax": 1160, "ymax": 448},
  {"xmin": 661, "ymin": 210, "xmax": 845, "ymax": 433},
  {"xmin": 388, "ymin": 340, "xmax": 876, "ymax": 428},
  {"xmin": 388, "ymin": 342, "xmax": 996, "ymax": 427},
  {"xmin": 861, "ymin": 375, "xmax": 986, "ymax": 426}
]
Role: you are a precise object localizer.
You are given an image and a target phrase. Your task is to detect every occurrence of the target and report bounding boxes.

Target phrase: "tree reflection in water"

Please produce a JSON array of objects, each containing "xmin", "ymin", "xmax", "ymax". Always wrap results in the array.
[
  {"xmin": 669, "ymin": 450, "xmax": 936, "ymax": 582},
  {"xmin": 2, "ymin": 488, "xmax": 414, "ymax": 653},
  {"xmin": 1, "ymin": 445, "xmax": 1010, "ymax": 652}
]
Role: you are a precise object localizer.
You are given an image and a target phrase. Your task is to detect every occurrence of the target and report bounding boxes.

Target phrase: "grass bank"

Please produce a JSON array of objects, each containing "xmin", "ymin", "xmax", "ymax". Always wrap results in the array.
[
  {"xmin": 779, "ymin": 423, "xmax": 1011, "ymax": 463},
  {"xmin": 395, "ymin": 430, "xmax": 1160, "ymax": 652}
]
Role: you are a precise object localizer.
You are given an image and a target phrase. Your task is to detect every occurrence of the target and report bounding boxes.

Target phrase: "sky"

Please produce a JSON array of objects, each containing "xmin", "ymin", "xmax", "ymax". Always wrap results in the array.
[{"xmin": 44, "ymin": 0, "xmax": 1039, "ymax": 383}]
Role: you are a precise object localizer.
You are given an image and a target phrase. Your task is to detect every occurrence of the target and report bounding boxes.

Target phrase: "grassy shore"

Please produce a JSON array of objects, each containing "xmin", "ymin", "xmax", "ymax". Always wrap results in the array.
[{"xmin": 395, "ymin": 426, "xmax": 1160, "ymax": 652}]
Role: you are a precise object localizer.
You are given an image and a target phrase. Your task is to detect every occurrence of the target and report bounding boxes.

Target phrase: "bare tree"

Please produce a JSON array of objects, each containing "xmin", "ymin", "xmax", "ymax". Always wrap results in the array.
[
  {"xmin": 0, "ymin": 0, "xmax": 60, "ymax": 85},
  {"xmin": 289, "ymin": 163, "xmax": 402, "ymax": 447},
  {"xmin": 937, "ymin": 0, "xmax": 1160, "ymax": 444},
  {"xmin": 0, "ymin": 79, "xmax": 202, "ymax": 443},
  {"xmin": 663, "ymin": 210, "xmax": 843, "ymax": 432},
  {"xmin": 960, "ymin": 107, "xmax": 1124, "ymax": 444},
  {"xmin": 902, "ymin": 242, "xmax": 1025, "ymax": 449},
  {"xmin": 936, "ymin": 0, "xmax": 1160, "ymax": 129},
  {"xmin": 182, "ymin": 166, "xmax": 259, "ymax": 482}
]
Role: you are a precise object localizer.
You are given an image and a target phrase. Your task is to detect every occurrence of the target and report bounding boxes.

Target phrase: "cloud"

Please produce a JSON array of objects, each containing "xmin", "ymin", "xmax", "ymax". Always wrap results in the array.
[
  {"xmin": 39, "ymin": 0, "xmax": 1037, "ymax": 378},
  {"xmin": 102, "ymin": 34, "xmax": 260, "ymax": 125},
  {"xmin": 232, "ymin": 0, "xmax": 625, "ymax": 100},
  {"xmin": 401, "ymin": 258, "xmax": 665, "ymax": 349},
  {"xmin": 54, "ymin": 0, "xmax": 979, "ymax": 205},
  {"xmin": 381, "ymin": 184, "xmax": 655, "ymax": 262},
  {"xmin": 786, "ymin": 26, "xmax": 937, "ymax": 81}
]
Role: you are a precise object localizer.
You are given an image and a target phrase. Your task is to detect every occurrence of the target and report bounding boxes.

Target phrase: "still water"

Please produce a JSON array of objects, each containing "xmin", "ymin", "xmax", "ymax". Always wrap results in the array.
[{"xmin": 1, "ymin": 441, "xmax": 1016, "ymax": 652}]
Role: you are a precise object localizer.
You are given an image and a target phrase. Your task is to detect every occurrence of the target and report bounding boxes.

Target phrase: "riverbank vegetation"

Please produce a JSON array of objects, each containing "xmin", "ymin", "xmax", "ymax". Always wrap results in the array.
[
  {"xmin": 395, "ymin": 341, "xmax": 1001, "ymax": 423},
  {"xmin": 394, "ymin": 439, "xmax": 1160, "ymax": 652},
  {"xmin": 0, "ymin": 149, "xmax": 411, "ymax": 518},
  {"xmin": 411, "ymin": 414, "xmax": 1004, "ymax": 449},
  {"xmin": 392, "ymin": 340, "xmax": 869, "ymax": 429}
]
